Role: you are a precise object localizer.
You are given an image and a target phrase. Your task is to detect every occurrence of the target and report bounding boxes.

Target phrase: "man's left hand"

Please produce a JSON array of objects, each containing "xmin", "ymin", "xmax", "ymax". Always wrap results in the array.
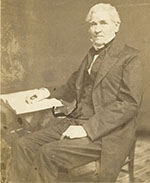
[{"xmin": 62, "ymin": 125, "xmax": 87, "ymax": 139}]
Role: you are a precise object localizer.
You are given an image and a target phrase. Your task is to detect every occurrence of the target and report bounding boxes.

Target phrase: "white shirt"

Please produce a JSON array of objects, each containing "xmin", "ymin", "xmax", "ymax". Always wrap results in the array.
[{"xmin": 88, "ymin": 54, "xmax": 99, "ymax": 75}]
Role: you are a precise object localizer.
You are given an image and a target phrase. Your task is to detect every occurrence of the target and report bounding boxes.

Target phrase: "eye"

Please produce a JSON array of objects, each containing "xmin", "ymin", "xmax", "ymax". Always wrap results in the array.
[
  {"xmin": 89, "ymin": 21, "xmax": 97, "ymax": 26},
  {"xmin": 100, "ymin": 20, "xmax": 108, "ymax": 25}
]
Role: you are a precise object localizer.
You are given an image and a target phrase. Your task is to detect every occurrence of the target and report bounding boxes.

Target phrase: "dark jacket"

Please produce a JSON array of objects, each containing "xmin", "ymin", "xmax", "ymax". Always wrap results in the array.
[{"xmin": 49, "ymin": 38, "xmax": 143, "ymax": 181}]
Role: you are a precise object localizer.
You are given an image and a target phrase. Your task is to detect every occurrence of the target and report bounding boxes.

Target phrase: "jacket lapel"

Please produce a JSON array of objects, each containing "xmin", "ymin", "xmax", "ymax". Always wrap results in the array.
[
  {"xmin": 94, "ymin": 53, "xmax": 118, "ymax": 88},
  {"xmin": 75, "ymin": 37, "xmax": 125, "ymax": 95},
  {"xmin": 75, "ymin": 48, "xmax": 95, "ymax": 91},
  {"xmin": 94, "ymin": 38, "xmax": 124, "ymax": 88}
]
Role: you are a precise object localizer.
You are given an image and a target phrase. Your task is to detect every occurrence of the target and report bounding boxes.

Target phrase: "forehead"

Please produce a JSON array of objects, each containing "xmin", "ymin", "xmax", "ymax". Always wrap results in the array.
[{"xmin": 90, "ymin": 11, "xmax": 112, "ymax": 22}]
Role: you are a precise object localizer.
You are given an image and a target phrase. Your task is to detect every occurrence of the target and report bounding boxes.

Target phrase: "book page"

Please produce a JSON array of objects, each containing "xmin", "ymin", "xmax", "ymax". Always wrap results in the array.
[{"xmin": 0, "ymin": 90, "xmax": 63, "ymax": 115}]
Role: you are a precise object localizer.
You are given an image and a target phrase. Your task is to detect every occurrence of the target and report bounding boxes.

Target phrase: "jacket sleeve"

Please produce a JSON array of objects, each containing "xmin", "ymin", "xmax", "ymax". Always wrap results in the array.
[
  {"xmin": 47, "ymin": 71, "xmax": 78, "ymax": 102},
  {"xmin": 82, "ymin": 54, "xmax": 143, "ymax": 141},
  {"xmin": 47, "ymin": 55, "xmax": 88, "ymax": 102}
]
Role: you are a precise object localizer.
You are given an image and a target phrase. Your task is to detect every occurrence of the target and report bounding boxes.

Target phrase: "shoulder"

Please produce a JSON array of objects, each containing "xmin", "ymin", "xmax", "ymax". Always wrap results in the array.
[
  {"xmin": 108, "ymin": 37, "xmax": 140, "ymax": 59},
  {"xmin": 123, "ymin": 44, "xmax": 140, "ymax": 57},
  {"xmin": 121, "ymin": 45, "xmax": 142, "ymax": 68},
  {"xmin": 118, "ymin": 44, "xmax": 140, "ymax": 64},
  {"xmin": 109, "ymin": 39, "xmax": 141, "ymax": 67}
]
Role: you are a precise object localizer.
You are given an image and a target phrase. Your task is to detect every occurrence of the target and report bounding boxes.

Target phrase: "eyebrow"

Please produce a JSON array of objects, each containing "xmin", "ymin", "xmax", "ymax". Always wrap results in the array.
[
  {"xmin": 89, "ymin": 20, "xmax": 108, "ymax": 25},
  {"xmin": 89, "ymin": 21, "xmax": 96, "ymax": 24},
  {"xmin": 99, "ymin": 20, "xmax": 107, "ymax": 24}
]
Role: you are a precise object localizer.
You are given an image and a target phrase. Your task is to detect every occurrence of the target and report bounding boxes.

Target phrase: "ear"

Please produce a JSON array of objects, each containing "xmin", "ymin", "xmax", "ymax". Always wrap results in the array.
[{"xmin": 114, "ymin": 22, "xmax": 120, "ymax": 33}]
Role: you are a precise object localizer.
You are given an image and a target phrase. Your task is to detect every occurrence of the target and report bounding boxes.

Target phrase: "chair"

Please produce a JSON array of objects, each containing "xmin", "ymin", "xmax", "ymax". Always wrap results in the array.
[
  {"xmin": 67, "ymin": 97, "xmax": 142, "ymax": 183},
  {"xmin": 64, "ymin": 141, "xmax": 136, "ymax": 182},
  {"xmin": 120, "ymin": 141, "xmax": 136, "ymax": 183}
]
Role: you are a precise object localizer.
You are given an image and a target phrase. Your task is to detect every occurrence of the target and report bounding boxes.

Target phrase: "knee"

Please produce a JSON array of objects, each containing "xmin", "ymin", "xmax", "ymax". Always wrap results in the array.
[
  {"xmin": 15, "ymin": 136, "xmax": 31, "ymax": 150},
  {"xmin": 38, "ymin": 143, "xmax": 53, "ymax": 155},
  {"xmin": 16, "ymin": 136, "xmax": 27, "ymax": 146},
  {"xmin": 37, "ymin": 143, "xmax": 56, "ymax": 161}
]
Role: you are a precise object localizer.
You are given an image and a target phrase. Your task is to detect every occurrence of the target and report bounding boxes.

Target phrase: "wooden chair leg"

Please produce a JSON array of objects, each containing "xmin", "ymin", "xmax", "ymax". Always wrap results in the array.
[
  {"xmin": 128, "ymin": 157, "xmax": 134, "ymax": 182},
  {"xmin": 128, "ymin": 142, "xmax": 136, "ymax": 183}
]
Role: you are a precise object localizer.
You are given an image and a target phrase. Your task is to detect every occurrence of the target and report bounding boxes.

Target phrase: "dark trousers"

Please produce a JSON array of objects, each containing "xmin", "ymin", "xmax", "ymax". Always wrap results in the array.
[{"xmin": 9, "ymin": 117, "xmax": 101, "ymax": 182}]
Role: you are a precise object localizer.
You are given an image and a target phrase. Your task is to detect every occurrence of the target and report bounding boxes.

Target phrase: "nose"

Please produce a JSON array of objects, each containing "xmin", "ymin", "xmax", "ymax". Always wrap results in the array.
[{"xmin": 95, "ymin": 25, "xmax": 102, "ymax": 34}]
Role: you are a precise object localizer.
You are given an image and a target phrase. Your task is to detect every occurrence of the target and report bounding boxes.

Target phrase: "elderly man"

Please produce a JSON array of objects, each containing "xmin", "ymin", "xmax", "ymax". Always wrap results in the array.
[{"xmin": 9, "ymin": 3, "xmax": 143, "ymax": 182}]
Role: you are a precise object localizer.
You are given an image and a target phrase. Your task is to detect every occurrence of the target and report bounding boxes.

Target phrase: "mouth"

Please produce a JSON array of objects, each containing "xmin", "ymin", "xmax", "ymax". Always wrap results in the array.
[{"xmin": 95, "ymin": 35, "xmax": 104, "ymax": 38}]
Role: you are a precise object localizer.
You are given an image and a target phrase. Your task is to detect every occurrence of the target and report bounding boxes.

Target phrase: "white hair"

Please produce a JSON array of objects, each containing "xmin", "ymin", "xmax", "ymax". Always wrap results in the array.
[{"xmin": 86, "ymin": 3, "xmax": 121, "ymax": 27}]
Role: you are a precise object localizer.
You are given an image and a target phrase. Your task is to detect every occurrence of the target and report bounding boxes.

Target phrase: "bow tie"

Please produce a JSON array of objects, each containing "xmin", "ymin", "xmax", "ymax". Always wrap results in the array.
[
  {"xmin": 91, "ymin": 39, "xmax": 114, "ymax": 57},
  {"xmin": 91, "ymin": 48, "xmax": 99, "ymax": 55},
  {"xmin": 91, "ymin": 47, "xmax": 106, "ymax": 58}
]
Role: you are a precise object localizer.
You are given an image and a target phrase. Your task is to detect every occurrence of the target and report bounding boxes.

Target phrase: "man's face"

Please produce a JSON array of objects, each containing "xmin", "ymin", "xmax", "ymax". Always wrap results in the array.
[{"xmin": 89, "ymin": 11, "xmax": 118, "ymax": 47}]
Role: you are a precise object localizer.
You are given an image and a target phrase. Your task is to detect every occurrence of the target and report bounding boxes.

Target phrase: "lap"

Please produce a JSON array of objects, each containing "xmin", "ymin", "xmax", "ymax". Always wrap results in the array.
[
  {"xmin": 16, "ymin": 117, "xmax": 102, "ymax": 169},
  {"xmin": 38, "ymin": 137, "xmax": 102, "ymax": 169},
  {"xmin": 17, "ymin": 118, "xmax": 75, "ymax": 150}
]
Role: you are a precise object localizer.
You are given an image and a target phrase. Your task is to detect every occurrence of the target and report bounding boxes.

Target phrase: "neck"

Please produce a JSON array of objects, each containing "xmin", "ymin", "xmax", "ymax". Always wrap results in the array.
[{"xmin": 93, "ymin": 43, "xmax": 105, "ymax": 50}]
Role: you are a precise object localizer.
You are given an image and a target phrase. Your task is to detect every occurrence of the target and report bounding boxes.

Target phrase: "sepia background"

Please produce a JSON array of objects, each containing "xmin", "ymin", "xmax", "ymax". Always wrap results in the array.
[
  {"xmin": 1, "ymin": 0, "xmax": 150, "ymax": 182},
  {"xmin": 1, "ymin": 0, "xmax": 150, "ymax": 132}
]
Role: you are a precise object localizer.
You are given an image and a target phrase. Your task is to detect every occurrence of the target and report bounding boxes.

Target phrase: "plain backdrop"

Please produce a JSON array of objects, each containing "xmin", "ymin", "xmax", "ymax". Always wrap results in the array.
[{"xmin": 2, "ymin": 0, "xmax": 150, "ymax": 131}]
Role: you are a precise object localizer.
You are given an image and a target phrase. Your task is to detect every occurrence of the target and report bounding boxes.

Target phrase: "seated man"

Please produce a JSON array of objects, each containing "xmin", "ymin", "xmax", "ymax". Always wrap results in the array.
[{"xmin": 8, "ymin": 3, "xmax": 143, "ymax": 182}]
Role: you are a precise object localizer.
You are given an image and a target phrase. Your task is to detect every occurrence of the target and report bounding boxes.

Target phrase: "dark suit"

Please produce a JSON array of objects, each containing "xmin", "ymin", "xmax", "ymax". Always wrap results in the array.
[
  {"xmin": 50, "ymin": 38, "xmax": 143, "ymax": 181},
  {"xmin": 9, "ymin": 38, "xmax": 143, "ymax": 182}
]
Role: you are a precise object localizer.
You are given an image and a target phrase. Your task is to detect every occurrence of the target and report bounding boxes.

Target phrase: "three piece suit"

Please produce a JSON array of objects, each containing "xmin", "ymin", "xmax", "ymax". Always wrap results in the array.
[{"xmin": 9, "ymin": 38, "xmax": 143, "ymax": 182}]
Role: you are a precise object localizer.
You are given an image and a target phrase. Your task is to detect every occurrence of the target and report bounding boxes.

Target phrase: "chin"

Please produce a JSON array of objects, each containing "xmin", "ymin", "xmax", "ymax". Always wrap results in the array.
[{"xmin": 94, "ymin": 40, "xmax": 105, "ymax": 46}]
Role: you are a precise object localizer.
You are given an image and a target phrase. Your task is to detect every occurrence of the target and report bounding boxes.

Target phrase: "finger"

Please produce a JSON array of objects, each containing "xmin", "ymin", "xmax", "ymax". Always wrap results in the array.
[
  {"xmin": 60, "ymin": 134, "xmax": 65, "ymax": 140},
  {"xmin": 69, "ymin": 136, "xmax": 74, "ymax": 139},
  {"xmin": 62, "ymin": 132, "xmax": 67, "ymax": 136}
]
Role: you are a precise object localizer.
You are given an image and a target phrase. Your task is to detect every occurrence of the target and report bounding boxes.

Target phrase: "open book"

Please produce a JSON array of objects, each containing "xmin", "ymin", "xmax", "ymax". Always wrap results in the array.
[{"xmin": 0, "ymin": 90, "xmax": 63, "ymax": 115}]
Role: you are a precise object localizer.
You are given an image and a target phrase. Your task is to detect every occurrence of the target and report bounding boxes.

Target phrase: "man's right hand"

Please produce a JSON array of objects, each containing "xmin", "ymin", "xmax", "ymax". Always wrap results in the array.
[{"xmin": 25, "ymin": 88, "xmax": 50, "ymax": 104}]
